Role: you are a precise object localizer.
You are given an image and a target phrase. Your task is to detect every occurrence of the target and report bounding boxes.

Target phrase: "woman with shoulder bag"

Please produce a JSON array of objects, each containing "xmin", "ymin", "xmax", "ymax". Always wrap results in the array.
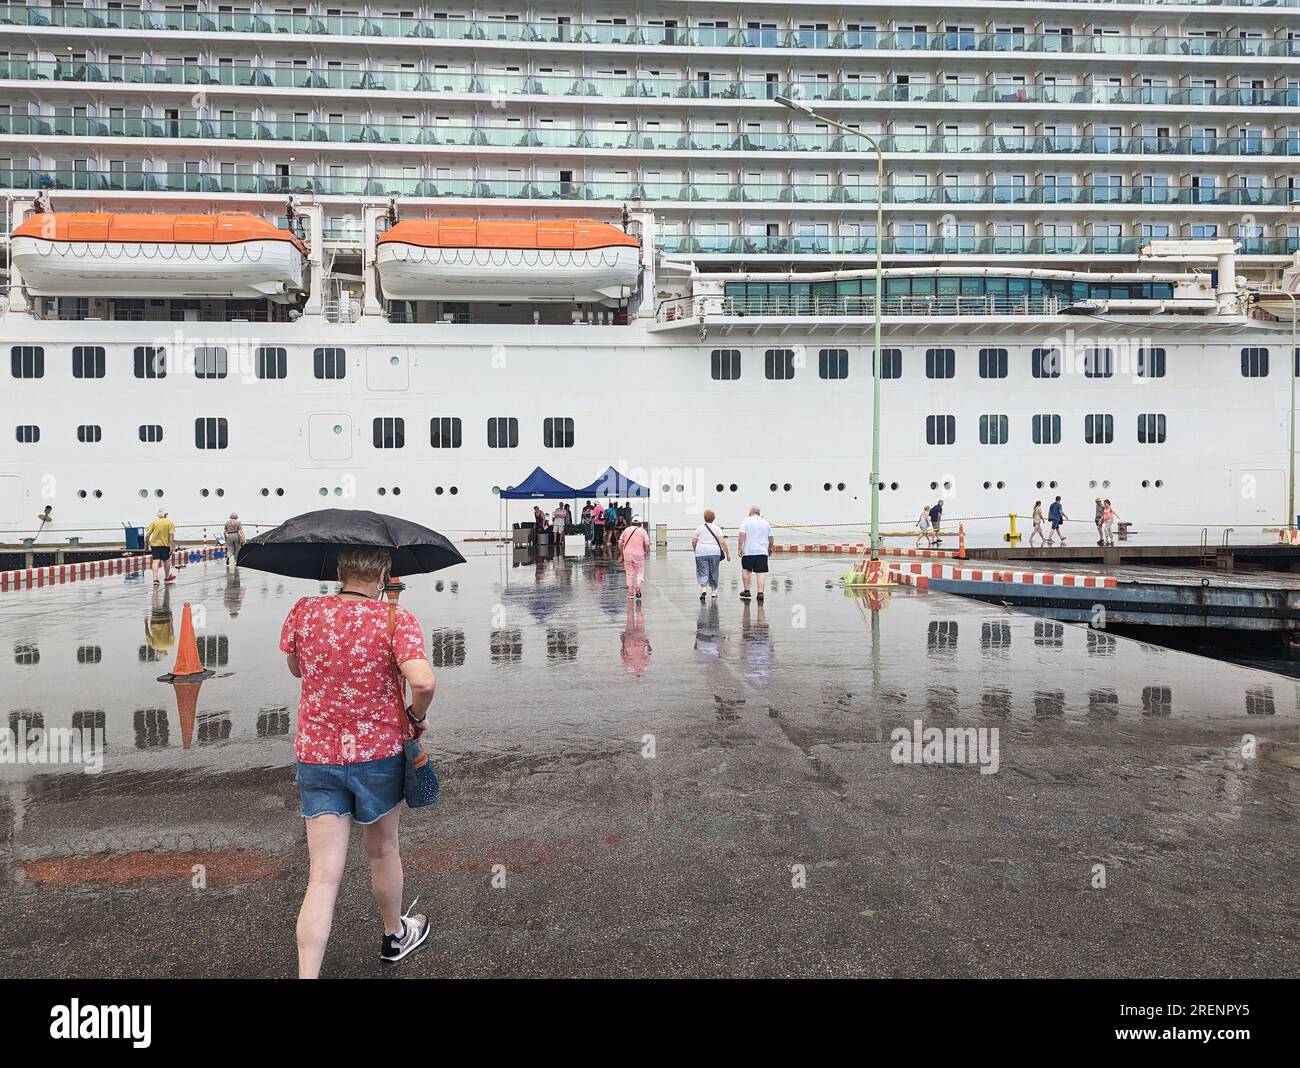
[
  {"xmin": 691, "ymin": 508, "xmax": 731, "ymax": 600},
  {"xmin": 280, "ymin": 546, "xmax": 437, "ymax": 978}
]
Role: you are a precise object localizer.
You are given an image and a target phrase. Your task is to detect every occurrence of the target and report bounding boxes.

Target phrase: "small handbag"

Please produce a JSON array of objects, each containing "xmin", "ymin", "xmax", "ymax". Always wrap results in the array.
[{"xmin": 388, "ymin": 605, "xmax": 439, "ymax": 808}]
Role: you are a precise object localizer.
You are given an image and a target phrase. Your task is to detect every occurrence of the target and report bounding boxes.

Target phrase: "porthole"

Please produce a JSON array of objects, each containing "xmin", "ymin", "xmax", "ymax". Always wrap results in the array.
[
  {"xmin": 1088, "ymin": 480, "xmax": 1097, "ymax": 489},
  {"xmin": 890, "ymin": 482, "xmax": 899, "ymax": 491},
  {"xmin": 982, "ymin": 481, "xmax": 990, "ymax": 490},
  {"xmin": 1049, "ymin": 480, "xmax": 1058, "ymax": 489},
  {"xmin": 783, "ymin": 483, "xmax": 792, "ymax": 492},
  {"xmin": 201, "ymin": 488, "xmax": 210, "ymax": 497},
  {"xmin": 449, "ymin": 486, "xmax": 458, "ymax": 495},
  {"xmin": 389, "ymin": 355, "xmax": 400, "ymax": 366},
  {"xmin": 876, "ymin": 481, "xmax": 885, "ymax": 491},
  {"xmin": 943, "ymin": 481, "xmax": 952, "ymax": 491},
  {"xmin": 770, "ymin": 483, "xmax": 778, "ymax": 492},
  {"xmin": 138, "ymin": 489, "xmax": 148, "ymax": 498},
  {"xmin": 1035, "ymin": 481, "xmax": 1044, "ymax": 489},
  {"xmin": 435, "ymin": 486, "xmax": 444, "ymax": 495},
  {"xmin": 215, "ymin": 488, "xmax": 224, "ymax": 497},
  {"xmin": 1102, "ymin": 479, "xmax": 1111, "ymax": 488},
  {"xmin": 333, "ymin": 424, "xmax": 342, "ymax": 434},
  {"xmin": 716, "ymin": 483, "xmax": 725, "ymax": 493},
  {"xmin": 78, "ymin": 489, "xmax": 87, "ymax": 499},
  {"xmin": 1141, "ymin": 480, "xmax": 1150, "ymax": 488},
  {"xmin": 1154, "ymin": 479, "xmax": 1164, "ymax": 488},
  {"xmin": 318, "ymin": 487, "xmax": 328, "ymax": 496},
  {"xmin": 392, "ymin": 487, "xmax": 401, "ymax": 496},
  {"xmin": 155, "ymin": 489, "xmax": 164, "ymax": 497},
  {"xmin": 93, "ymin": 490, "xmax": 102, "ymax": 498},
  {"xmin": 333, "ymin": 487, "xmax": 343, "ymax": 496},
  {"xmin": 377, "ymin": 487, "xmax": 387, "ymax": 496},
  {"xmin": 260, "ymin": 488, "xmax": 269, "ymax": 497},
  {"xmin": 275, "ymin": 488, "xmax": 285, "ymax": 497},
  {"xmin": 824, "ymin": 482, "xmax": 832, "ymax": 491},
  {"xmin": 837, "ymin": 482, "xmax": 846, "ymax": 491},
  {"xmin": 675, "ymin": 484, "xmax": 684, "ymax": 493},
  {"xmin": 929, "ymin": 481, "xmax": 938, "ymax": 490},
  {"xmin": 729, "ymin": 483, "xmax": 737, "ymax": 492},
  {"xmin": 996, "ymin": 481, "xmax": 1005, "ymax": 489}
]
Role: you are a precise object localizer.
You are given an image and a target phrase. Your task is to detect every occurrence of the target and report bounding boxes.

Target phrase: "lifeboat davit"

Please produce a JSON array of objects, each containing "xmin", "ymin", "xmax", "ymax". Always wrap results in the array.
[
  {"xmin": 376, "ymin": 219, "xmax": 640, "ymax": 305},
  {"xmin": 10, "ymin": 212, "xmax": 307, "ymax": 302}
]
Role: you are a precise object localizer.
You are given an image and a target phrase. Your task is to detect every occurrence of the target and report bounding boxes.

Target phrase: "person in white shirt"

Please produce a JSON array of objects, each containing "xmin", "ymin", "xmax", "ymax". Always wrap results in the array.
[
  {"xmin": 691, "ymin": 508, "xmax": 731, "ymax": 600},
  {"xmin": 737, "ymin": 505, "xmax": 774, "ymax": 602}
]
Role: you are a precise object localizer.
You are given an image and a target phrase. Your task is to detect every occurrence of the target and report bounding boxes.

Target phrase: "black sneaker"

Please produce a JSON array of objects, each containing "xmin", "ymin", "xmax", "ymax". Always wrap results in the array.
[
  {"xmin": 381, "ymin": 902, "xmax": 430, "ymax": 964},
  {"xmin": 740, "ymin": 589, "xmax": 752, "ymax": 600},
  {"xmin": 700, "ymin": 590, "xmax": 707, "ymax": 601},
  {"xmin": 755, "ymin": 593, "xmax": 764, "ymax": 603}
]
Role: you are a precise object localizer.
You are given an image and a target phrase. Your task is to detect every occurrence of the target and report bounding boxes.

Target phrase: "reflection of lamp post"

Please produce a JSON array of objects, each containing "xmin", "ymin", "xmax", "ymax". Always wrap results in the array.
[
  {"xmin": 1285, "ymin": 292, "xmax": 1298, "ymax": 534},
  {"xmin": 775, "ymin": 94, "xmax": 885, "ymax": 562}
]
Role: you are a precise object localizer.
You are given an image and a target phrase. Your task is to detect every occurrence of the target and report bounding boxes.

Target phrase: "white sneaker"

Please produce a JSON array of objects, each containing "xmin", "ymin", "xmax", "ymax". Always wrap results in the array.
[{"xmin": 380, "ymin": 899, "xmax": 431, "ymax": 963}]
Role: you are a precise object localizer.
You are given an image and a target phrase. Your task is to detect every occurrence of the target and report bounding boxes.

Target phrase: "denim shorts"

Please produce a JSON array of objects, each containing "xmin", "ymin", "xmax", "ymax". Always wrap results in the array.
[{"xmin": 296, "ymin": 752, "xmax": 404, "ymax": 825}]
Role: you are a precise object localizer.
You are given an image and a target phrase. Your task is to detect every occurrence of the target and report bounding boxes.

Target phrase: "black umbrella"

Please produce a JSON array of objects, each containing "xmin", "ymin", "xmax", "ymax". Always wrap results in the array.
[{"xmin": 237, "ymin": 509, "xmax": 465, "ymax": 581}]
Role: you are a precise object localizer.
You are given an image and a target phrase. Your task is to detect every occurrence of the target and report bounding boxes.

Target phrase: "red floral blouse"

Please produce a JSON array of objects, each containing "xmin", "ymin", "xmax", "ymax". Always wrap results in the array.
[{"xmin": 280, "ymin": 595, "xmax": 427, "ymax": 765}]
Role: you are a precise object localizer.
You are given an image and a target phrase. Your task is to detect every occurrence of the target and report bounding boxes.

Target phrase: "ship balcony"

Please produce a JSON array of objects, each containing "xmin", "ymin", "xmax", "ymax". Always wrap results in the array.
[
  {"xmin": 8, "ymin": 6, "xmax": 1300, "ymax": 59},
  {"xmin": 2, "ymin": 61, "xmax": 1299, "ymax": 114}
]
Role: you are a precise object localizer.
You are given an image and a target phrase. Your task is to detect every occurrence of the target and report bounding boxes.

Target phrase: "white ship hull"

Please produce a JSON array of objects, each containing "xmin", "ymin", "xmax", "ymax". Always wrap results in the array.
[
  {"xmin": 9, "ymin": 237, "xmax": 305, "ymax": 301},
  {"xmin": 1, "ymin": 316, "xmax": 1294, "ymax": 547}
]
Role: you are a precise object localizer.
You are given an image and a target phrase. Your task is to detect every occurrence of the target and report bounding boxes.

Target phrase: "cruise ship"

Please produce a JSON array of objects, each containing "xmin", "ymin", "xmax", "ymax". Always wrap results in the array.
[{"xmin": 2, "ymin": 1, "xmax": 1299, "ymax": 545}]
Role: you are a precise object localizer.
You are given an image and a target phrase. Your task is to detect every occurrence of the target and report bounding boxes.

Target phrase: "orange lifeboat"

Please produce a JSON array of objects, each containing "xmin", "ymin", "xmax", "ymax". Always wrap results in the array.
[
  {"xmin": 376, "ymin": 219, "xmax": 639, "ymax": 304},
  {"xmin": 10, "ymin": 212, "xmax": 307, "ymax": 302}
]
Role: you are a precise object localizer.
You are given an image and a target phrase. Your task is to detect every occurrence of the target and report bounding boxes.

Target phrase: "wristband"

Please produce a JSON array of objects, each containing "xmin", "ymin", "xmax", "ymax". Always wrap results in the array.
[{"xmin": 405, "ymin": 704, "xmax": 427, "ymax": 723}]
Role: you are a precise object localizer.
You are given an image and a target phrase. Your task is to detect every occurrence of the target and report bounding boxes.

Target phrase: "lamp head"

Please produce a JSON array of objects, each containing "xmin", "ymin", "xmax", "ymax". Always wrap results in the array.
[{"xmin": 773, "ymin": 94, "xmax": 816, "ymax": 117}]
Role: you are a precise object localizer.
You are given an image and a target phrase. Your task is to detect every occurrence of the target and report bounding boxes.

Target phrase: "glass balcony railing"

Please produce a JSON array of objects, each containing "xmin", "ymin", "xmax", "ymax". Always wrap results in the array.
[
  {"xmin": 660, "ymin": 236, "xmax": 1300, "ymax": 257},
  {"xmin": 4, "ymin": 60, "xmax": 1298, "ymax": 113},
  {"xmin": 5, "ymin": 111, "xmax": 1298, "ymax": 161},
  {"xmin": 7, "ymin": 6, "xmax": 1300, "ymax": 54},
  {"xmin": 5, "ymin": 168, "xmax": 1298, "ymax": 211}
]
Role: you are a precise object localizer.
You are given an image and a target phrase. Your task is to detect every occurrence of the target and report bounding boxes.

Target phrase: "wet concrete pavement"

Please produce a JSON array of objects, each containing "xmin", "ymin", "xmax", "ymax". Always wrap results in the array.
[{"xmin": 2, "ymin": 547, "xmax": 1298, "ymax": 978}]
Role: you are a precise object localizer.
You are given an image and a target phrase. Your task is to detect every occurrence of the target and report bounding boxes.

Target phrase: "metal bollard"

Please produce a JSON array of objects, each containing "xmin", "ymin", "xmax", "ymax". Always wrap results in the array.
[{"xmin": 1003, "ymin": 513, "xmax": 1021, "ymax": 545}]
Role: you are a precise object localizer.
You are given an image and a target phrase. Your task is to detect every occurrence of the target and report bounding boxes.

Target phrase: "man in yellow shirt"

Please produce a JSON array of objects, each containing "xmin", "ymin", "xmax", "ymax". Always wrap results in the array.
[{"xmin": 145, "ymin": 507, "xmax": 177, "ymax": 585}]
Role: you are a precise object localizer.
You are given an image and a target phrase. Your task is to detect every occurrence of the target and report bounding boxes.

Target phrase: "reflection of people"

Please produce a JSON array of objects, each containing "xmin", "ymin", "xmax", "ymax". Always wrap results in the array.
[
  {"xmin": 620, "ymin": 601, "xmax": 651, "ymax": 674},
  {"xmin": 739, "ymin": 602, "xmax": 772, "ymax": 684},
  {"xmin": 145, "ymin": 586, "xmax": 175, "ymax": 653},
  {"xmin": 280, "ymin": 547, "xmax": 437, "ymax": 977},
  {"xmin": 145, "ymin": 507, "xmax": 177, "ymax": 584},
  {"xmin": 694, "ymin": 600, "xmax": 723, "ymax": 659},
  {"xmin": 223, "ymin": 568, "xmax": 247, "ymax": 618}
]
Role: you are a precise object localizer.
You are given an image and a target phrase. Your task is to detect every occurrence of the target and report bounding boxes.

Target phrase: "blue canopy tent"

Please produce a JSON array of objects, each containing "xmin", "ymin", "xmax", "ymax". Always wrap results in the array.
[
  {"xmin": 574, "ymin": 466, "xmax": 653, "ymax": 528},
  {"xmin": 497, "ymin": 467, "xmax": 582, "ymax": 546}
]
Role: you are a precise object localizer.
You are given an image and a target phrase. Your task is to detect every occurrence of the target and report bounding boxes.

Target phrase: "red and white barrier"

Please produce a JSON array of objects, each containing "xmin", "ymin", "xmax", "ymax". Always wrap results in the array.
[
  {"xmin": 0, "ymin": 547, "xmax": 223, "ymax": 592},
  {"xmin": 775, "ymin": 543, "xmax": 960, "ymax": 559},
  {"xmin": 886, "ymin": 560, "xmax": 1118, "ymax": 589}
]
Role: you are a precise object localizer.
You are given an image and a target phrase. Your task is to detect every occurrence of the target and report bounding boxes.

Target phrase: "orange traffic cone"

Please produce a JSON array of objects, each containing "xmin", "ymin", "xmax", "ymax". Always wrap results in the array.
[
  {"xmin": 173, "ymin": 679, "xmax": 203, "ymax": 750},
  {"xmin": 156, "ymin": 602, "xmax": 214, "ymax": 682}
]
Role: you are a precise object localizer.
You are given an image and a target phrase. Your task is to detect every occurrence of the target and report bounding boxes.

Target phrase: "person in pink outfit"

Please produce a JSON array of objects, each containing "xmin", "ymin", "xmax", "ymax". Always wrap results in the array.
[{"xmin": 618, "ymin": 513, "xmax": 651, "ymax": 599}]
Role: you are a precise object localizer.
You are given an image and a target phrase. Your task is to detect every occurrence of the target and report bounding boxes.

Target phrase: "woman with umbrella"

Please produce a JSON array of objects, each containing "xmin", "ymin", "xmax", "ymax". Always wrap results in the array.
[{"xmin": 242, "ymin": 509, "xmax": 463, "ymax": 978}]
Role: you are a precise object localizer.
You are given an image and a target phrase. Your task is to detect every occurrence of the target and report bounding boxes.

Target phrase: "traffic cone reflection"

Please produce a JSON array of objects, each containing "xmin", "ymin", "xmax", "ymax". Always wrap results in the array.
[
  {"xmin": 173, "ymin": 680, "xmax": 202, "ymax": 750},
  {"xmin": 156, "ymin": 602, "xmax": 215, "ymax": 682}
]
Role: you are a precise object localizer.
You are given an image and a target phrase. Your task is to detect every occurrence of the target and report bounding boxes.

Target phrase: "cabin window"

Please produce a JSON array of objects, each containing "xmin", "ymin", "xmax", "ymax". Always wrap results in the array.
[
  {"xmin": 194, "ymin": 346, "xmax": 228, "ymax": 379},
  {"xmin": 710, "ymin": 349, "xmax": 741, "ymax": 380},
  {"xmin": 72, "ymin": 346, "xmax": 106, "ymax": 379},
  {"xmin": 818, "ymin": 348, "xmax": 848, "ymax": 380},
  {"xmin": 1031, "ymin": 347, "xmax": 1060, "ymax": 379},
  {"xmin": 134, "ymin": 346, "xmax": 167, "ymax": 378},
  {"xmin": 543, "ymin": 417, "xmax": 575, "ymax": 448},
  {"xmin": 925, "ymin": 348, "xmax": 955, "ymax": 379},
  {"xmin": 195, "ymin": 417, "xmax": 229, "ymax": 450},
  {"xmin": 1031, "ymin": 414, "xmax": 1061, "ymax": 444},
  {"xmin": 1083, "ymin": 348, "xmax": 1113, "ymax": 378},
  {"xmin": 15, "ymin": 425, "xmax": 40, "ymax": 443},
  {"xmin": 372, "ymin": 417, "xmax": 405, "ymax": 449},
  {"xmin": 255, "ymin": 347, "xmax": 288, "ymax": 379},
  {"xmin": 487, "ymin": 417, "xmax": 519, "ymax": 448},
  {"xmin": 1136, "ymin": 347, "xmax": 1166, "ymax": 378},
  {"xmin": 1241, "ymin": 347, "xmax": 1269, "ymax": 377},
  {"xmin": 139, "ymin": 424, "xmax": 164, "ymax": 443},
  {"xmin": 1137, "ymin": 413, "xmax": 1167, "ymax": 444},
  {"xmin": 878, "ymin": 348, "xmax": 902, "ymax": 378},
  {"xmin": 430, "ymin": 417, "xmax": 462, "ymax": 448},
  {"xmin": 978, "ymin": 348, "xmax": 1008, "ymax": 379},
  {"xmin": 313, "ymin": 347, "xmax": 346, "ymax": 379},
  {"xmin": 1084, "ymin": 413, "xmax": 1114, "ymax": 444},
  {"xmin": 979, "ymin": 414, "xmax": 1009, "ymax": 445},
  {"xmin": 77, "ymin": 424, "xmax": 103, "ymax": 443},
  {"xmin": 10, "ymin": 346, "xmax": 44, "ymax": 378},
  {"xmin": 764, "ymin": 348, "xmax": 795, "ymax": 380},
  {"xmin": 925, "ymin": 414, "xmax": 956, "ymax": 445}
]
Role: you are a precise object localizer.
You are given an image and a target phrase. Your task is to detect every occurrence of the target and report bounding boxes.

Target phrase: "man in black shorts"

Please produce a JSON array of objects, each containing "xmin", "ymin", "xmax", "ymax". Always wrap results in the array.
[{"xmin": 737, "ymin": 505, "xmax": 775, "ymax": 602}]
